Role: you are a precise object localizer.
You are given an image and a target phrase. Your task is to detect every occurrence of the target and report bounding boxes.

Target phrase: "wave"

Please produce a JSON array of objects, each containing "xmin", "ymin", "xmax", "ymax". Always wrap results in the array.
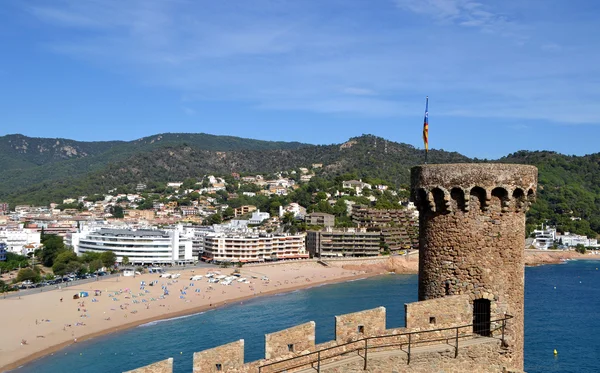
[
  {"xmin": 137, "ymin": 313, "xmax": 203, "ymax": 327},
  {"xmin": 345, "ymin": 278, "xmax": 367, "ymax": 283}
]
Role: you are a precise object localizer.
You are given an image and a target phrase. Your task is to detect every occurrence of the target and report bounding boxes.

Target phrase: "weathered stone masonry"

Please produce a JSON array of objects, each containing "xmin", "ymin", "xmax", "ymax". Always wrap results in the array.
[{"xmin": 411, "ymin": 163, "xmax": 537, "ymax": 370}]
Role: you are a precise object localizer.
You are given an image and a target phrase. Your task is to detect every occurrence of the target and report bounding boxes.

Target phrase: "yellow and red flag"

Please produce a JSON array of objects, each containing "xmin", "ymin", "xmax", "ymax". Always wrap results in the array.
[{"xmin": 423, "ymin": 96, "xmax": 429, "ymax": 153}]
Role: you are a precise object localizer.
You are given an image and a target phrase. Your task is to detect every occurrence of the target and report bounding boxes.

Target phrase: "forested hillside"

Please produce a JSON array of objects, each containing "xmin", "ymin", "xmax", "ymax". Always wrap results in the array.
[
  {"xmin": 0, "ymin": 133, "xmax": 308, "ymax": 198},
  {"xmin": 1, "ymin": 133, "xmax": 598, "ymax": 237},
  {"xmin": 500, "ymin": 151, "xmax": 600, "ymax": 236},
  {"xmin": 2, "ymin": 135, "xmax": 468, "ymax": 205}
]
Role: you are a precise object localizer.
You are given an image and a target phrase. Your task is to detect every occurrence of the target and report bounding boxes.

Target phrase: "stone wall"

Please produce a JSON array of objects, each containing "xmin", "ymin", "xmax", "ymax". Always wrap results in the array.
[
  {"xmin": 316, "ymin": 340, "xmax": 516, "ymax": 373},
  {"xmin": 192, "ymin": 340, "xmax": 244, "ymax": 373},
  {"xmin": 265, "ymin": 321, "xmax": 315, "ymax": 359},
  {"xmin": 405, "ymin": 294, "xmax": 471, "ymax": 330},
  {"xmin": 123, "ymin": 358, "xmax": 173, "ymax": 373},
  {"xmin": 335, "ymin": 307, "xmax": 386, "ymax": 343},
  {"xmin": 411, "ymin": 163, "xmax": 537, "ymax": 370}
]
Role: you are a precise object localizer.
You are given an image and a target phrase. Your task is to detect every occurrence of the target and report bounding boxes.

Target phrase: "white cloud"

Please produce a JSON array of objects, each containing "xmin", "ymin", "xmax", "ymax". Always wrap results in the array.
[
  {"xmin": 182, "ymin": 107, "xmax": 196, "ymax": 116},
  {"xmin": 17, "ymin": 0, "xmax": 600, "ymax": 125}
]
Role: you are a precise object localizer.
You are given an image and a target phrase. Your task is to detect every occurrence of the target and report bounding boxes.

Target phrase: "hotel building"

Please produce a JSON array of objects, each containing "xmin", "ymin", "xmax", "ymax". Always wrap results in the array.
[
  {"xmin": 202, "ymin": 232, "xmax": 307, "ymax": 263},
  {"xmin": 69, "ymin": 228, "xmax": 193, "ymax": 265}
]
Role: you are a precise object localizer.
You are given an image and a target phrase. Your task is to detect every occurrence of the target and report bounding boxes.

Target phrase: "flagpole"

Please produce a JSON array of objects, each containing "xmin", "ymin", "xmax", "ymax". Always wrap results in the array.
[{"xmin": 423, "ymin": 96, "xmax": 429, "ymax": 164}]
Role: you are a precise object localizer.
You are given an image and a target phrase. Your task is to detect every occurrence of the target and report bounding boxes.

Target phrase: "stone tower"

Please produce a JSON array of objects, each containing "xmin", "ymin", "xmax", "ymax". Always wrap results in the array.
[{"xmin": 411, "ymin": 163, "xmax": 537, "ymax": 369}]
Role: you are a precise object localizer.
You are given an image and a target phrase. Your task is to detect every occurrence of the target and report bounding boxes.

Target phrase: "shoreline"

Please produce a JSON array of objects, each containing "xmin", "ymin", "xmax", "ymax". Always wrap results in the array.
[
  {"xmin": 3, "ymin": 252, "xmax": 595, "ymax": 372},
  {"xmin": 1, "ymin": 267, "xmax": 381, "ymax": 372}
]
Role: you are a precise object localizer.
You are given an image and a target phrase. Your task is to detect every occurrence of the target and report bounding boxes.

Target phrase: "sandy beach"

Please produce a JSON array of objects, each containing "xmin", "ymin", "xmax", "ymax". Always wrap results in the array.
[
  {"xmin": 2, "ymin": 250, "xmax": 597, "ymax": 371},
  {"xmin": 0, "ymin": 262, "xmax": 370, "ymax": 372}
]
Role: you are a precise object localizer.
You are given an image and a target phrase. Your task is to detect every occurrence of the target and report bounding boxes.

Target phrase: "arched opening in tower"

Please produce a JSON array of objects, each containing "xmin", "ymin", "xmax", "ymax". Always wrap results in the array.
[
  {"xmin": 473, "ymin": 298, "xmax": 491, "ymax": 337},
  {"xmin": 416, "ymin": 188, "xmax": 428, "ymax": 212},
  {"xmin": 491, "ymin": 187, "xmax": 509, "ymax": 212},
  {"xmin": 450, "ymin": 187, "xmax": 466, "ymax": 211},
  {"xmin": 513, "ymin": 188, "xmax": 525, "ymax": 211},
  {"xmin": 469, "ymin": 187, "xmax": 487, "ymax": 211},
  {"xmin": 431, "ymin": 188, "xmax": 447, "ymax": 214}
]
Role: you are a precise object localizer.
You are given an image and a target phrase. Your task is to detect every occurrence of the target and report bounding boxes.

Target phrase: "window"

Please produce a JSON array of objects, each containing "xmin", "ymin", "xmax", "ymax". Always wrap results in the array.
[
  {"xmin": 287, "ymin": 343, "xmax": 294, "ymax": 352},
  {"xmin": 215, "ymin": 363, "xmax": 222, "ymax": 371},
  {"xmin": 429, "ymin": 317, "xmax": 436, "ymax": 325},
  {"xmin": 358, "ymin": 325, "xmax": 365, "ymax": 334}
]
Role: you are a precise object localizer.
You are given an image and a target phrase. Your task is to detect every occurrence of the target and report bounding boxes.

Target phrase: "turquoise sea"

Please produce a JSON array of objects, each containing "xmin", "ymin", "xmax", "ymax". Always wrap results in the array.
[{"xmin": 10, "ymin": 261, "xmax": 600, "ymax": 373}]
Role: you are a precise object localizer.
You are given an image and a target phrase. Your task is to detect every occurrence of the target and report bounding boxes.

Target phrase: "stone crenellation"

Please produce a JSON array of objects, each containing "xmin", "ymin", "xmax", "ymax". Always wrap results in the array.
[{"xmin": 125, "ymin": 163, "xmax": 535, "ymax": 373}]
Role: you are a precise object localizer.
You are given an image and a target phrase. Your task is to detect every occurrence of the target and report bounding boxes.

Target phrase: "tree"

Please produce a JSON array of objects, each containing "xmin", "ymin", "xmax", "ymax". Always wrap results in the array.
[
  {"xmin": 575, "ymin": 244, "xmax": 587, "ymax": 254},
  {"xmin": 110, "ymin": 205, "xmax": 124, "ymax": 218},
  {"xmin": 223, "ymin": 207, "xmax": 235, "ymax": 220},
  {"xmin": 204, "ymin": 213, "xmax": 222, "ymax": 225},
  {"xmin": 40, "ymin": 235, "xmax": 66, "ymax": 267},
  {"xmin": 17, "ymin": 268, "xmax": 40, "ymax": 283},
  {"xmin": 122, "ymin": 256, "xmax": 130, "ymax": 266},
  {"xmin": 88, "ymin": 259, "xmax": 103, "ymax": 273},
  {"xmin": 100, "ymin": 251, "xmax": 117, "ymax": 268},
  {"xmin": 52, "ymin": 262, "xmax": 68, "ymax": 276}
]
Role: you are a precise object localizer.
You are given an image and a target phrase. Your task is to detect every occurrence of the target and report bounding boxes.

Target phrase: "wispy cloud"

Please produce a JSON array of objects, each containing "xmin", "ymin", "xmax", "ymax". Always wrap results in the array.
[
  {"xmin": 182, "ymin": 106, "xmax": 196, "ymax": 116},
  {"xmin": 342, "ymin": 87, "xmax": 377, "ymax": 96},
  {"xmin": 394, "ymin": 0, "xmax": 524, "ymax": 39},
  {"xmin": 15, "ymin": 0, "xmax": 600, "ymax": 125}
]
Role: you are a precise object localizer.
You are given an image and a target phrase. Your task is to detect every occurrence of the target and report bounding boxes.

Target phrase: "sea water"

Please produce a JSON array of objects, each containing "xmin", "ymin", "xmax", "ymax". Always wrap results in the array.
[{"xmin": 11, "ymin": 261, "xmax": 600, "ymax": 373}]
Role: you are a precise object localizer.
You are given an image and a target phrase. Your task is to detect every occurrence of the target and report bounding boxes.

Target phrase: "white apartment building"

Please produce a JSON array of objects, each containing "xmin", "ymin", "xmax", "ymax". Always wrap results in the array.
[
  {"xmin": 532, "ymin": 226, "xmax": 556, "ymax": 249},
  {"xmin": 70, "ymin": 227, "xmax": 193, "ymax": 265},
  {"xmin": 558, "ymin": 232, "xmax": 599, "ymax": 248},
  {"xmin": 249, "ymin": 210, "xmax": 270, "ymax": 225},
  {"xmin": 0, "ymin": 228, "xmax": 41, "ymax": 254},
  {"xmin": 202, "ymin": 232, "xmax": 307, "ymax": 263}
]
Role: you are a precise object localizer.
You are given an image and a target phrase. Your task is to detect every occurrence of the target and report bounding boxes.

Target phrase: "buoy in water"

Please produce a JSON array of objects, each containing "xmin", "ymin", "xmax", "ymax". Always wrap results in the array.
[
  {"xmin": 554, "ymin": 349, "xmax": 558, "ymax": 355},
  {"xmin": 180, "ymin": 352, "xmax": 183, "ymax": 355},
  {"xmin": 554, "ymin": 286, "xmax": 557, "ymax": 289}
]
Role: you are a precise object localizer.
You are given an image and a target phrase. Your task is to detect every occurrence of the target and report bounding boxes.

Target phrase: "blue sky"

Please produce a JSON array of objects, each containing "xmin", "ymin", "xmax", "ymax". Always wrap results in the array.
[{"xmin": 1, "ymin": 0, "xmax": 598, "ymax": 159}]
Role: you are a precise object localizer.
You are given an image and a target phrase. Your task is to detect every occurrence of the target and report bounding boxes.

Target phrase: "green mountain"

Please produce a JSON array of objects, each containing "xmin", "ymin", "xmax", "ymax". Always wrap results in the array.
[
  {"xmin": 1, "ymin": 133, "xmax": 598, "ymax": 237},
  {"xmin": 499, "ymin": 151, "xmax": 600, "ymax": 237},
  {"xmin": 0, "ymin": 133, "xmax": 307, "ymax": 201}
]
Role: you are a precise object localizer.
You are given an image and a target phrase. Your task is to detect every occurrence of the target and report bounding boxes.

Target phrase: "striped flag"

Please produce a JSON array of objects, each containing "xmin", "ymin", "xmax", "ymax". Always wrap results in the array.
[{"xmin": 423, "ymin": 96, "xmax": 429, "ymax": 153}]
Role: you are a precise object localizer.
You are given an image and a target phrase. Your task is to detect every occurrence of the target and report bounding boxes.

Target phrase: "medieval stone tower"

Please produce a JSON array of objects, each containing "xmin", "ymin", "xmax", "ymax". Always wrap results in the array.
[{"xmin": 411, "ymin": 163, "xmax": 537, "ymax": 370}]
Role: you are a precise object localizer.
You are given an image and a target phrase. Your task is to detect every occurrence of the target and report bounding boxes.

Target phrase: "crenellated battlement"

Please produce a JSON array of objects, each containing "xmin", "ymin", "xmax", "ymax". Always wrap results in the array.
[
  {"xmin": 411, "ymin": 164, "xmax": 537, "ymax": 214},
  {"xmin": 124, "ymin": 297, "xmax": 518, "ymax": 373}
]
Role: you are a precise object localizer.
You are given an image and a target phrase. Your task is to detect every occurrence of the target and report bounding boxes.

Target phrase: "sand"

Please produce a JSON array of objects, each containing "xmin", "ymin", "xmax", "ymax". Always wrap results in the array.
[
  {"xmin": 524, "ymin": 249, "xmax": 600, "ymax": 266},
  {"xmin": 0, "ymin": 263, "xmax": 369, "ymax": 372},
  {"xmin": 3, "ymin": 251, "xmax": 596, "ymax": 371}
]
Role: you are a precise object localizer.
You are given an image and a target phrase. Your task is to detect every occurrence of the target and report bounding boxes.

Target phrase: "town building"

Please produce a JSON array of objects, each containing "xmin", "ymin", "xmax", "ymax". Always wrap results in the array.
[
  {"xmin": 233, "ymin": 205, "xmax": 257, "ymax": 217},
  {"xmin": 351, "ymin": 205, "xmax": 419, "ymax": 252},
  {"xmin": 342, "ymin": 179, "xmax": 371, "ymax": 194},
  {"xmin": 531, "ymin": 225, "xmax": 556, "ymax": 249},
  {"xmin": 304, "ymin": 212, "xmax": 335, "ymax": 228},
  {"xmin": 280, "ymin": 203, "xmax": 306, "ymax": 219},
  {"xmin": 0, "ymin": 227, "xmax": 41, "ymax": 254},
  {"xmin": 249, "ymin": 210, "xmax": 270, "ymax": 225},
  {"xmin": 202, "ymin": 232, "xmax": 307, "ymax": 263},
  {"xmin": 69, "ymin": 227, "xmax": 193, "ymax": 265},
  {"xmin": 306, "ymin": 228, "xmax": 381, "ymax": 257},
  {"xmin": 0, "ymin": 242, "xmax": 6, "ymax": 261},
  {"xmin": 558, "ymin": 232, "xmax": 599, "ymax": 248}
]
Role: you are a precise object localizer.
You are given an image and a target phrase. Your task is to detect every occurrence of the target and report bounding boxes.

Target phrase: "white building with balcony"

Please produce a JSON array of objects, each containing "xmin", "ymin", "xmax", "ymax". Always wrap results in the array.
[
  {"xmin": 0, "ymin": 228, "xmax": 41, "ymax": 254},
  {"xmin": 69, "ymin": 227, "xmax": 193, "ymax": 265},
  {"xmin": 202, "ymin": 232, "xmax": 307, "ymax": 263}
]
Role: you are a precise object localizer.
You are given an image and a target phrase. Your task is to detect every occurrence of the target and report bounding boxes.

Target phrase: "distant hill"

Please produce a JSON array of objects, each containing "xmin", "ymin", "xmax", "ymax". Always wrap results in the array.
[
  {"xmin": 1, "ymin": 134, "xmax": 468, "ymax": 205},
  {"xmin": 499, "ymin": 151, "xmax": 600, "ymax": 236},
  {"xmin": 0, "ymin": 133, "xmax": 598, "ymax": 237},
  {"xmin": 0, "ymin": 132, "xmax": 307, "ymax": 201}
]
